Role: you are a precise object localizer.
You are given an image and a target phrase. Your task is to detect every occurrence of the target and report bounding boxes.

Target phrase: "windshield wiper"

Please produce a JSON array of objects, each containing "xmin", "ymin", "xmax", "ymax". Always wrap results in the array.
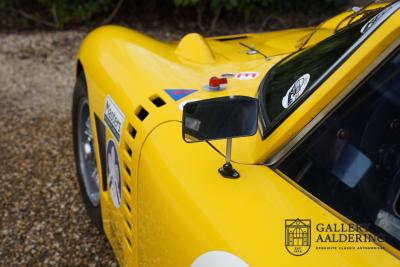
[
  {"xmin": 334, "ymin": 2, "xmax": 385, "ymax": 33},
  {"xmin": 298, "ymin": 1, "xmax": 385, "ymax": 50},
  {"xmin": 239, "ymin": 42, "xmax": 270, "ymax": 61}
]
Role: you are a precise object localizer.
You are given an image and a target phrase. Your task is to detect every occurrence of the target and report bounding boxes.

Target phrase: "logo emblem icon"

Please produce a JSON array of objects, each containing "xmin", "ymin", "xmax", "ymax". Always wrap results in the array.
[
  {"xmin": 106, "ymin": 139, "xmax": 122, "ymax": 208},
  {"xmin": 282, "ymin": 73, "xmax": 310, "ymax": 108},
  {"xmin": 285, "ymin": 219, "xmax": 311, "ymax": 256}
]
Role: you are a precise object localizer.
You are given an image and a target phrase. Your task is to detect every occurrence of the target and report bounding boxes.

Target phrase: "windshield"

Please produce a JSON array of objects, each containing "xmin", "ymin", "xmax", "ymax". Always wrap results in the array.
[{"xmin": 259, "ymin": 3, "xmax": 398, "ymax": 137}]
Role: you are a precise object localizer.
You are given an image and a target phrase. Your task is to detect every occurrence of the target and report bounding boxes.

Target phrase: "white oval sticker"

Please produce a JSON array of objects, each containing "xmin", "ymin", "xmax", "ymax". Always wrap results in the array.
[
  {"xmin": 106, "ymin": 139, "xmax": 122, "ymax": 208},
  {"xmin": 360, "ymin": 4, "xmax": 397, "ymax": 34},
  {"xmin": 282, "ymin": 73, "xmax": 310, "ymax": 108},
  {"xmin": 191, "ymin": 251, "xmax": 249, "ymax": 267}
]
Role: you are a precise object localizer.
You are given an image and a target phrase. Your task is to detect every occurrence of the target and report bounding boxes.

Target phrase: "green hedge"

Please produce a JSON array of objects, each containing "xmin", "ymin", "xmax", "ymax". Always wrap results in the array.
[
  {"xmin": 175, "ymin": 0, "xmax": 348, "ymax": 14},
  {"xmin": 0, "ymin": 0, "xmax": 349, "ymax": 29},
  {"xmin": 0, "ymin": 0, "xmax": 114, "ymax": 28}
]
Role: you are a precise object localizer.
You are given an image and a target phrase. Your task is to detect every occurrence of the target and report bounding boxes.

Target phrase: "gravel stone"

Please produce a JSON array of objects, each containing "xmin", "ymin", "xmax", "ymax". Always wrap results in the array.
[{"xmin": 0, "ymin": 31, "xmax": 118, "ymax": 266}]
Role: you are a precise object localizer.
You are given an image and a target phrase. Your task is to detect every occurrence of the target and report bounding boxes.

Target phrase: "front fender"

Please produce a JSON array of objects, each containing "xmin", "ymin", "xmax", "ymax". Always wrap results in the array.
[{"xmin": 137, "ymin": 121, "xmax": 399, "ymax": 266}]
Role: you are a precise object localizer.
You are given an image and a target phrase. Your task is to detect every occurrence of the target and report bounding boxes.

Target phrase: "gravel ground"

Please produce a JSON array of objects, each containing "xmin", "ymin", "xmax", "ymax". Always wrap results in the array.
[
  {"xmin": 0, "ymin": 31, "xmax": 115, "ymax": 266},
  {"xmin": 0, "ymin": 28, "xmax": 183, "ymax": 266}
]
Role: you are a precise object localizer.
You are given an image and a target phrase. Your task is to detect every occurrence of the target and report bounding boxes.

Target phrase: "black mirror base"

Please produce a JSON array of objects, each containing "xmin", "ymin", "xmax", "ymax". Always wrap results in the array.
[{"xmin": 218, "ymin": 163, "xmax": 240, "ymax": 179}]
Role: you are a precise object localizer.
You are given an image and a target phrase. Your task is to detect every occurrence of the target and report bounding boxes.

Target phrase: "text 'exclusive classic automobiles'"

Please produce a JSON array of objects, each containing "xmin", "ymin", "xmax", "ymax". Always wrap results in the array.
[{"xmin": 72, "ymin": 1, "xmax": 400, "ymax": 266}]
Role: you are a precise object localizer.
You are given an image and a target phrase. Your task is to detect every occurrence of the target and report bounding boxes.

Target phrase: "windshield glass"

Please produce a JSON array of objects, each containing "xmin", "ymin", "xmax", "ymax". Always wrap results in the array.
[{"xmin": 259, "ymin": 5, "xmax": 394, "ymax": 136}]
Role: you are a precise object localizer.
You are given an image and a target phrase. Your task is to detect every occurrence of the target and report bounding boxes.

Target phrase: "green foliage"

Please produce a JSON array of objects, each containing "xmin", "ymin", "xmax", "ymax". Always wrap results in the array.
[
  {"xmin": 0, "ymin": 0, "xmax": 349, "ymax": 29},
  {"xmin": 0, "ymin": 0, "xmax": 114, "ymax": 29},
  {"xmin": 174, "ymin": 0, "xmax": 349, "ymax": 25},
  {"xmin": 36, "ymin": 0, "xmax": 114, "ymax": 28},
  {"xmin": 174, "ymin": 0, "xmax": 199, "ymax": 6},
  {"xmin": 174, "ymin": 0, "xmax": 348, "ymax": 13},
  {"xmin": 41, "ymin": 0, "xmax": 112, "ymax": 18}
]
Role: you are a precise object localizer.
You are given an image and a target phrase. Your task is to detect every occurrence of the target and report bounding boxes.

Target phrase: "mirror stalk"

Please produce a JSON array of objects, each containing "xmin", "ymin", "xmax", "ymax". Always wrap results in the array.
[
  {"xmin": 218, "ymin": 138, "xmax": 240, "ymax": 179},
  {"xmin": 226, "ymin": 138, "xmax": 232, "ymax": 164}
]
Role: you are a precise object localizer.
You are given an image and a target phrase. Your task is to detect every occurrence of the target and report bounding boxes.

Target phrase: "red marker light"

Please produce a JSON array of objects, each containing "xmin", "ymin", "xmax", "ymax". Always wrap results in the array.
[
  {"xmin": 209, "ymin": 76, "xmax": 220, "ymax": 87},
  {"xmin": 209, "ymin": 76, "xmax": 228, "ymax": 88}
]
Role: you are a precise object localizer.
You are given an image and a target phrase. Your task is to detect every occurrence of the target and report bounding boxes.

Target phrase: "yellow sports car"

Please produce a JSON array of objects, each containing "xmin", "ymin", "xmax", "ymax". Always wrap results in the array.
[{"xmin": 72, "ymin": 1, "xmax": 400, "ymax": 266}]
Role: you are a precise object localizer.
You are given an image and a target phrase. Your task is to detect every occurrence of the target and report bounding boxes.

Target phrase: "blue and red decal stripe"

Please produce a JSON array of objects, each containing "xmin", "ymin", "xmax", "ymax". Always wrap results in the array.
[{"xmin": 165, "ymin": 89, "xmax": 197, "ymax": 101}]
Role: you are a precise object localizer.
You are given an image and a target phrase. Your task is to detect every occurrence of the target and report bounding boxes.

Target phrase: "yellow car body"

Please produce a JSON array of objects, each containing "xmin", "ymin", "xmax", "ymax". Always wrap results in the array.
[{"xmin": 75, "ymin": 2, "xmax": 400, "ymax": 266}]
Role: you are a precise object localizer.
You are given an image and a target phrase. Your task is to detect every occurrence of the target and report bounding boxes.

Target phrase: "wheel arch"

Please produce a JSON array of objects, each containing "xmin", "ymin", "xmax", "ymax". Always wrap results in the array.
[{"xmin": 76, "ymin": 59, "xmax": 84, "ymax": 78}]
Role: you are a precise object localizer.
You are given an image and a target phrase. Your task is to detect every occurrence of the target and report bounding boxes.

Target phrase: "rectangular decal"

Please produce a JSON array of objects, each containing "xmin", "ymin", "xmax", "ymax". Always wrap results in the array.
[{"xmin": 104, "ymin": 95, "xmax": 125, "ymax": 143}]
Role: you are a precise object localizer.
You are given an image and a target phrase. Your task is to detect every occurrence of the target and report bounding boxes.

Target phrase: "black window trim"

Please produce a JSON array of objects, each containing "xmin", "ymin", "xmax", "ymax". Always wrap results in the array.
[
  {"xmin": 258, "ymin": 1, "xmax": 400, "ymax": 139},
  {"xmin": 265, "ymin": 37, "xmax": 400, "ymax": 167}
]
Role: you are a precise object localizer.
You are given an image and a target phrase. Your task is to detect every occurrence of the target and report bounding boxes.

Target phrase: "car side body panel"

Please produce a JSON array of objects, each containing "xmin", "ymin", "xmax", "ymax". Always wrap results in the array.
[
  {"xmin": 74, "ymin": 4, "xmax": 400, "ymax": 266},
  {"xmin": 138, "ymin": 121, "xmax": 399, "ymax": 266}
]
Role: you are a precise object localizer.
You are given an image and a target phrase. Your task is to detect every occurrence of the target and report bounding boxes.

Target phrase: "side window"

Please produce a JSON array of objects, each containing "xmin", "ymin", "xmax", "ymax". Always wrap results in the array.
[{"xmin": 277, "ymin": 48, "xmax": 400, "ymax": 250}]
